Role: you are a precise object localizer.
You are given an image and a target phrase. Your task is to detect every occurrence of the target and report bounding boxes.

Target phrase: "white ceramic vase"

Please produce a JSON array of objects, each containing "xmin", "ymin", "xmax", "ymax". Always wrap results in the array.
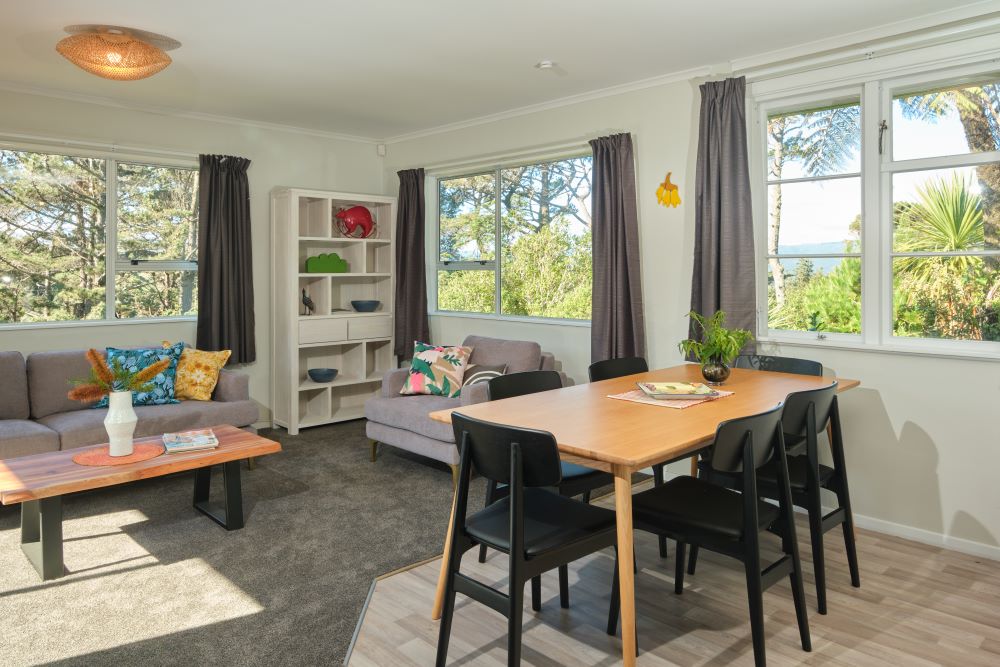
[{"xmin": 104, "ymin": 391, "xmax": 137, "ymax": 457}]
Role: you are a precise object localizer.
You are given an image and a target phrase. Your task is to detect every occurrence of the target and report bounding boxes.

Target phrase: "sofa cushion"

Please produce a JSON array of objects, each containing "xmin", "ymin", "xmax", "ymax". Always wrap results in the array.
[
  {"xmin": 400, "ymin": 342, "xmax": 472, "ymax": 398},
  {"xmin": 96, "ymin": 342, "xmax": 184, "ymax": 407},
  {"xmin": 28, "ymin": 350, "xmax": 96, "ymax": 419},
  {"xmin": 462, "ymin": 335, "xmax": 541, "ymax": 374},
  {"xmin": 0, "ymin": 352, "xmax": 30, "ymax": 420},
  {"xmin": 364, "ymin": 395, "xmax": 459, "ymax": 442},
  {"xmin": 38, "ymin": 400, "xmax": 260, "ymax": 450},
  {"xmin": 0, "ymin": 420, "xmax": 60, "ymax": 459}
]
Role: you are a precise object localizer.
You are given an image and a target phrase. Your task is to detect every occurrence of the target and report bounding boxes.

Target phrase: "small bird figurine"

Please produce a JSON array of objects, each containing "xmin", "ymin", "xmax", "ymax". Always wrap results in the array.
[{"xmin": 302, "ymin": 289, "xmax": 315, "ymax": 315}]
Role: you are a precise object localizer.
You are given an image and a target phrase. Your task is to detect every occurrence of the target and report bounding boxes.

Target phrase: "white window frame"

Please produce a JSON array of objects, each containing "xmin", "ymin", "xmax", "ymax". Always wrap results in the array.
[
  {"xmin": 430, "ymin": 152, "xmax": 593, "ymax": 326},
  {"xmin": 0, "ymin": 141, "xmax": 199, "ymax": 329},
  {"xmin": 751, "ymin": 61, "xmax": 1000, "ymax": 360}
]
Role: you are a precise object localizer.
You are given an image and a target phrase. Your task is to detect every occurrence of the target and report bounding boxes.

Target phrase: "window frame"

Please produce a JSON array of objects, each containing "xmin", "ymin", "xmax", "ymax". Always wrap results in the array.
[
  {"xmin": 431, "ymin": 152, "xmax": 594, "ymax": 325},
  {"xmin": 0, "ymin": 141, "xmax": 199, "ymax": 329},
  {"xmin": 751, "ymin": 64, "xmax": 1000, "ymax": 360}
]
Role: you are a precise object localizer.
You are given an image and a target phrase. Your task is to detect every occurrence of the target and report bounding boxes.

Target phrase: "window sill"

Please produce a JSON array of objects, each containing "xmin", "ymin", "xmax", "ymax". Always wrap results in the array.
[
  {"xmin": 430, "ymin": 311, "xmax": 591, "ymax": 328},
  {"xmin": 758, "ymin": 335, "xmax": 1000, "ymax": 363},
  {"xmin": 0, "ymin": 316, "xmax": 197, "ymax": 332}
]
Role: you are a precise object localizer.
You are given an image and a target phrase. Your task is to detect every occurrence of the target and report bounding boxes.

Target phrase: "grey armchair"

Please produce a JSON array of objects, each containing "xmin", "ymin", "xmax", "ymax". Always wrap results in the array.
[{"xmin": 364, "ymin": 335, "xmax": 564, "ymax": 483}]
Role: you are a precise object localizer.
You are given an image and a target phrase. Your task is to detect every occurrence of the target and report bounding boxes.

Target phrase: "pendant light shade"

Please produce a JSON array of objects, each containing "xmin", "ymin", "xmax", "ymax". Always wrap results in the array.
[{"xmin": 56, "ymin": 29, "xmax": 172, "ymax": 81}]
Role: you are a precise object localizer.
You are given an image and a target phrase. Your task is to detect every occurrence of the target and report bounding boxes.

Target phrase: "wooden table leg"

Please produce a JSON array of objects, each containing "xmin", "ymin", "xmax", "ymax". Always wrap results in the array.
[
  {"xmin": 689, "ymin": 455, "xmax": 698, "ymax": 477},
  {"xmin": 432, "ymin": 482, "xmax": 460, "ymax": 620},
  {"xmin": 613, "ymin": 464, "xmax": 637, "ymax": 667}
]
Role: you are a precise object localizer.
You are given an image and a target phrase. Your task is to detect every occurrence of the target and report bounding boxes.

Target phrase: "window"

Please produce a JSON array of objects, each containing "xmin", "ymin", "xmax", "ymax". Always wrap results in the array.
[
  {"xmin": 0, "ymin": 148, "xmax": 198, "ymax": 325},
  {"xmin": 436, "ymin": 155, "xmax": 592, "ymax": 321},
  {"xmin": 755, "ymin": 69, "xmax": 1000, "ymax": 353}
]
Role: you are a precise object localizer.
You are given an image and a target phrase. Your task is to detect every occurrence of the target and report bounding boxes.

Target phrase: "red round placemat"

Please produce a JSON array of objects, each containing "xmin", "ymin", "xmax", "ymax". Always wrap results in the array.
[{"xmin": 72, "ymin": 442, "xmax": 165, "ymax": 466}]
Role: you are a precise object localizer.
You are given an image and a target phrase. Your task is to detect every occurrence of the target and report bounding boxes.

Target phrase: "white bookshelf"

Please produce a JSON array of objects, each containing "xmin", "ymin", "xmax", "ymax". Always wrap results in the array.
[{"xmin": 270, "ymin": 188, "xmax": 397, "ymax": 434}]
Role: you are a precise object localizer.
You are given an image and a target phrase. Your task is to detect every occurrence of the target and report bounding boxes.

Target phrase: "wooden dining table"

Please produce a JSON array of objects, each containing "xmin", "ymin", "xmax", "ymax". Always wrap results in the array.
[{"xmin": 428, "ymin": 363, "xmax": 859, "ymax": 666}]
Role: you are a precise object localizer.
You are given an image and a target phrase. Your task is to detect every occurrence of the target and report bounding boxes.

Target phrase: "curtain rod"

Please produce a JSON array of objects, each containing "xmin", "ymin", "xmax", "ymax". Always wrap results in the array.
[{"xmin": 0, "ymin": 131, "xmax": 197, "ymax": 162}]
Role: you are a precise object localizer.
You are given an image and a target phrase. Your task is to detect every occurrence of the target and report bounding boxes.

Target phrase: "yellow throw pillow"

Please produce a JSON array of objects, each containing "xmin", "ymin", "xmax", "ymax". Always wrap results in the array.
[{"xmin": 163, "ymin": 341, "xmax": 231, "ymax": 401}]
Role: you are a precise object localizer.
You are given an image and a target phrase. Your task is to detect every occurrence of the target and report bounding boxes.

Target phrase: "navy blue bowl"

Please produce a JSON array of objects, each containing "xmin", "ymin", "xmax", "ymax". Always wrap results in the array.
[
  {"xmin": 307, "ymin": 368, "xmax": 338, "ymax": 383},
  {"xmin": 351, "ymin": 300, "xmax": 381, "ymax": 312}
]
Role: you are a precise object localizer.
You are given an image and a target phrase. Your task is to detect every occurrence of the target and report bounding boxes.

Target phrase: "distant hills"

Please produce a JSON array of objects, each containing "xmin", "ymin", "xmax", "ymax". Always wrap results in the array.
[{"xmin": 776, "ymin": 242, "xmax": 851, "ymax": 273}]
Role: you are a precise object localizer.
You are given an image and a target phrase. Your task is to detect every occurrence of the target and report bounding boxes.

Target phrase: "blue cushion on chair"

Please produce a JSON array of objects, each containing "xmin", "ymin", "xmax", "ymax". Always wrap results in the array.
[{"xmin": 561, "ymin": 462, "xmax": 603, "ymax": 479}]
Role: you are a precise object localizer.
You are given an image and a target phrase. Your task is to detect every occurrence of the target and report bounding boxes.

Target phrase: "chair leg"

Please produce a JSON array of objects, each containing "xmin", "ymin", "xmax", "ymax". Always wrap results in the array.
[
  {"xmin": 369, "ymin": 439, "xmax": 378, "ymax": 462},
  {"xmin": 478, "ymin": 480, "xmax": 498, "ymax": 563},
  {"xmin": 744, "ymin": 550, "xmax": 766, "ymax": 667},
  {"xmin": 674, "ymin": 541, "xmax": 686, "ymax": 594},
  {"xmin": 653, "ymin": 464, "xmax": 668, "ymax": 559},
  {"xmin": 508, "ymin": 580, "xmax": 524, "ymax": 666},
  {"xmin": 807, "ymin": 504, "xmax": 828, "ymax": 615},
  {"xmin": 838, "ymin": 485, "xmax": 861, "ymax": 588},
  {"xmin": 582, "ymin": 490, "xmax": 592, "ymax": 504},
  {"xmin": 450, "ymin": 465, "xmax": 459, "ymax": 491},
  {"xmin": 558, "ymin": 564, "xmax": 570, "ymax": 608},
  {"xmin": 531, "ymin": 576, "xmax": 542, "ymax": 612},
  {"xmin": 687, "ymin": 545, "xmax": 699, "ymax": 575},
  {"xmin": 435, "ymin": 547, "xmax": 460, "ymax": 666},
  {"xmin": 607, "ymin": 557, "xmax": 620, "ymax": 635}
]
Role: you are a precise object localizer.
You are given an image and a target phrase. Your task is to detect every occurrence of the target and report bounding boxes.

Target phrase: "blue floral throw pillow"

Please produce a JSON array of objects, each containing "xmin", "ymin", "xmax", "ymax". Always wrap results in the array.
[{"xmin": 95, "ymin": 342, "xmax": 184, "ymax": 407}]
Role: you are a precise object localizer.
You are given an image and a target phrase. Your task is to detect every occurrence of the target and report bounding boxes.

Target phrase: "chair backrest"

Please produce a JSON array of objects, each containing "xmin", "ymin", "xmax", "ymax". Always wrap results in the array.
[
  {"xmin": 588, "ymin": 356, "xmax": 649, "ymax": 382},
  {"xmin": 708, "ymin": 403, "xmax": 784, "ymax": 474},
  {"xmin": 487, "ymin": 370, "xmax": 562, "ymax": 401},
  {"xmin": 735, "ymin": 354, "xmax": 822, "ymax": 377},
  {"xmin": 461, "ymin": 335, "xmax": 542, "ymax": 374},
  {"xmin": 451, "ymin": 412, "xmax": 562, "ymax": 487},
  {"xmin": 782, "ymin": 382, "xmax": 838, "ymax": 438}
]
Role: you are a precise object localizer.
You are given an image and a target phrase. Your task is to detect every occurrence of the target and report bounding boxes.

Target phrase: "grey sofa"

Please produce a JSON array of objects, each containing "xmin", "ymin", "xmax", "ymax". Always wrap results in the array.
[
  {"xmin": 0, "ymin": 349, "xmax": 259, "ymax": 459},
  {"xmin": 364, "ymin": 335, "xmax": 564, "ymax": 475}
]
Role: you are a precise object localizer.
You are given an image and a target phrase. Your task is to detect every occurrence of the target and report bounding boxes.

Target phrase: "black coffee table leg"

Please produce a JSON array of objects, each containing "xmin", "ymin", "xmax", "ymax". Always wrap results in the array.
[
  {"xmin": 21, "ymin": 496, "xmax": 64, "ymax": 580},
  {"xmin": 192, "ymin": 461, "xmax": 245, "ymax": 530}
]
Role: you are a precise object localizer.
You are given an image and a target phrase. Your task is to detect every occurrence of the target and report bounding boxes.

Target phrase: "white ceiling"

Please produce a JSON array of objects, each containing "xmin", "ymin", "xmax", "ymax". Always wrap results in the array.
[{"xmin": 0, "ymin": 0, "xmax": 995, "ymax": 140}]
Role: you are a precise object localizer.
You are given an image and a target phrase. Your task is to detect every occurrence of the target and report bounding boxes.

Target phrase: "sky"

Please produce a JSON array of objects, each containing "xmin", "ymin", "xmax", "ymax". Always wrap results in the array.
[{"xmin": 775, "ymin": 96, "xmax": 978, "ymax": 252}]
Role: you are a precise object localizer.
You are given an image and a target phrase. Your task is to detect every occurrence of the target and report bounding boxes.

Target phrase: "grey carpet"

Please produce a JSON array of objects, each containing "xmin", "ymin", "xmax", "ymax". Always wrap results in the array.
[{"xmin": 0, "ymin": 420, "xmax": 480, "ymax": 666}]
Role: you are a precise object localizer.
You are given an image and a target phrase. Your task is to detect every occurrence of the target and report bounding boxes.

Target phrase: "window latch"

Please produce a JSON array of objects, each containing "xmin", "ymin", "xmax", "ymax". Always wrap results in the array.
[{"xmin": 878, "ymin": 120, "xmax": 888, "ymax": 155}]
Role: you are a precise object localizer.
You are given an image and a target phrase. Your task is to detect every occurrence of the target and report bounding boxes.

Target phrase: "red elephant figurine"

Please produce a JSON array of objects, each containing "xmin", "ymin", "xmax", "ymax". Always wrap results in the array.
[{"xmin": 335, "ymin": 206, "xmax": 375, "ymax": 238}]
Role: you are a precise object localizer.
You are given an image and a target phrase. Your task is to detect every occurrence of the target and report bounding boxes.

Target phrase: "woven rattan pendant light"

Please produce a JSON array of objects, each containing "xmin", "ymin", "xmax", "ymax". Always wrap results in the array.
[{"xmin": 56, "ymin": 26, "xmax": 179, "ymax": 81}]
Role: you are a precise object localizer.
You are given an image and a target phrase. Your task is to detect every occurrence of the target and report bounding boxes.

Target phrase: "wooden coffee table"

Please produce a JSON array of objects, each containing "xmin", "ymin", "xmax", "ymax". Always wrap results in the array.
[{"xmin": 0, "ymin": 424, "xmax": 281, "ymax": 580}]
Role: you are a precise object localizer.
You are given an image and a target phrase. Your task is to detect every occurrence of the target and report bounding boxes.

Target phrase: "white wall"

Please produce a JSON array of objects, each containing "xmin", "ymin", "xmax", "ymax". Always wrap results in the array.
[
  {"xmin": 384, "ymin": 78, "xmax": 702, "ymax": 383},
  {"xmin": 383, "ymin": 66, "xmax": 1000, "ymax": 558},
  {"xmin": 0, "ymin": 89, "xmax": 385, "ymax": 423}
]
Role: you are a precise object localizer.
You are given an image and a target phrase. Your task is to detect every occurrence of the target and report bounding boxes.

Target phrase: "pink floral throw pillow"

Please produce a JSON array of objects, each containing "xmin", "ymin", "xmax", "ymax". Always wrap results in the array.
[{"xmin": 400, "ymin": 342, "xmax": 473, "ymax": 398}]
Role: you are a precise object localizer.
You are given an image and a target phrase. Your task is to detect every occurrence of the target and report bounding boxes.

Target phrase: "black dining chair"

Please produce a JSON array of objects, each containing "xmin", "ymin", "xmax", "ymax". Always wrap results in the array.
[
  {"xmin": 588, "ymin": 356, "xmax": 669, "ymax": 560},
  {"xmin": 436, "ymin": 413, "xmax": 619, "ymax": 667},
  {"xmin": 735, "ymin": 353, "xmax": 823, "ymax": 377},
  {"xmin": 690, "ymin": 383, "xmax": 861, "ymax": 615},
  {"xmin": 479, "ymin": 370, "xmax": 614, "ymax": 611},
  {"xmin": 588, "ymin": 356, "xmax": 649, "ymax": 382},
  {"xmin": 609, "ymin": 403, "xmax": 812, "ymax": 667}
]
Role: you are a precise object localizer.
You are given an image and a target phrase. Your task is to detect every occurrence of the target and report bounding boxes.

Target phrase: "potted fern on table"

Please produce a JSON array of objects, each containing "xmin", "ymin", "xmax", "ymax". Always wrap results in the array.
[{"xmin": 678, "ymin": 310, "xmax": 753, "ymax": 385}]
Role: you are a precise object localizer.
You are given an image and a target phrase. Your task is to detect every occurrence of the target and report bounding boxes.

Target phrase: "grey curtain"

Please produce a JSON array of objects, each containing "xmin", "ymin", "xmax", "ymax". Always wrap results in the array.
[
  {"xmin": 196, "ymin": 154, "xmax": 256, "ymax": 363},
  {"xmin": 689, "ymin": 77, "xmax": 756, "ymax": 342},
  {"xmin": 393, "ymin": 168, "xmax": 430, "ymax": 359},
  {"xmin": 589, "ymin": 133, "xmax": 646, "ymax": 362}
]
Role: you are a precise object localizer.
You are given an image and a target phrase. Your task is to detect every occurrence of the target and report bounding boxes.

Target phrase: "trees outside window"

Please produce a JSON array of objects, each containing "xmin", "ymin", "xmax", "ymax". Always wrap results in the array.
[
  {"xmin": 437, "ymin": 155, "xmax": 592, "ymax": 320},
  {"xmin": 0, "ymin": 149, "xmax": 198, "ymax": 325},
  {"xmin": 760, "ymin": 73, "xmax": 1000, "ymax": 347}
]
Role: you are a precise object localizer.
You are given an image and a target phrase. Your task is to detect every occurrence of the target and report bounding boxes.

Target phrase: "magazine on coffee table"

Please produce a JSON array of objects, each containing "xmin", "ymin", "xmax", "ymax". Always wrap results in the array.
[
  {"xmin": 636, "ymin": 381, "xmax": 719, "ymax": 400},
  {"xmin": 162, "ymin": 428, "xmax": 219, "ymax": 453}
]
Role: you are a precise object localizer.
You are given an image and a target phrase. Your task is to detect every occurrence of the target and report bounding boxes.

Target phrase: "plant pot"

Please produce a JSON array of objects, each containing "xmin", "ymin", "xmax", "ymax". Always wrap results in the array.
[
  {"xmin": 701, "ymin": 360, "xmax": 731, "ymax": 385},
  {"xmin": 104, "ymin": 391, "xmax": 137, "ymax": 457}
]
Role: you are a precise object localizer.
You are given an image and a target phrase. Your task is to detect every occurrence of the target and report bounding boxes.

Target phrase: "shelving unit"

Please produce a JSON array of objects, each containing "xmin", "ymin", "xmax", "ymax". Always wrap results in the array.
[{"xmin": 271, "ymin": 188, "xmax": 397, "ymax": 434}]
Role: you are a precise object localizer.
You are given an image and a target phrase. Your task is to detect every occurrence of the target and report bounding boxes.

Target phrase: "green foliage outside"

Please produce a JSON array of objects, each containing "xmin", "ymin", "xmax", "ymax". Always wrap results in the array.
[
  {"xmin": 437, "ymin": 157, "xmax": 592, "ymax": 320},
  {"xmin": 767, "ymin": 82, "xmax": 1000, "ymax": 341},
  {"xmin": 0, "ymin": 151, "xmax": 198, "ymax": 323}
]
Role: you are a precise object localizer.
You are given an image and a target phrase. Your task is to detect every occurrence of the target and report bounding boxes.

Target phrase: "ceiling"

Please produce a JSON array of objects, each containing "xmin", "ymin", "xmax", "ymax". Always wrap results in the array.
[{"xmin": 0, "ymin": 1, "xmax": 995, "ymax": 140}]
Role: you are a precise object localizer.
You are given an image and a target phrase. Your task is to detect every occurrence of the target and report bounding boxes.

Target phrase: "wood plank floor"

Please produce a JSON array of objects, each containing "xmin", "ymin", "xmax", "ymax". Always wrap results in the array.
[{"xmin": 349, "ymin": 485, "xmax": 1000, "ymax": 666}]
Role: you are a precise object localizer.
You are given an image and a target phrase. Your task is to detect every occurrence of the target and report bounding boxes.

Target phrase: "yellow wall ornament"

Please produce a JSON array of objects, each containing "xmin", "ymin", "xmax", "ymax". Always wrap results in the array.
[{"xmin": 656, "ymin": 172, "xmax": 681, "ymax": 208}]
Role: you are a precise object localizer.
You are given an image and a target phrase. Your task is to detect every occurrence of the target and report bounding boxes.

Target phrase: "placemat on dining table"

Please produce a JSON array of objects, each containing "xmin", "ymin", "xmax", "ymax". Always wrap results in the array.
[{"xmin": 607, "ymin": 388, "xmax": 733, "ymax": 409}]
